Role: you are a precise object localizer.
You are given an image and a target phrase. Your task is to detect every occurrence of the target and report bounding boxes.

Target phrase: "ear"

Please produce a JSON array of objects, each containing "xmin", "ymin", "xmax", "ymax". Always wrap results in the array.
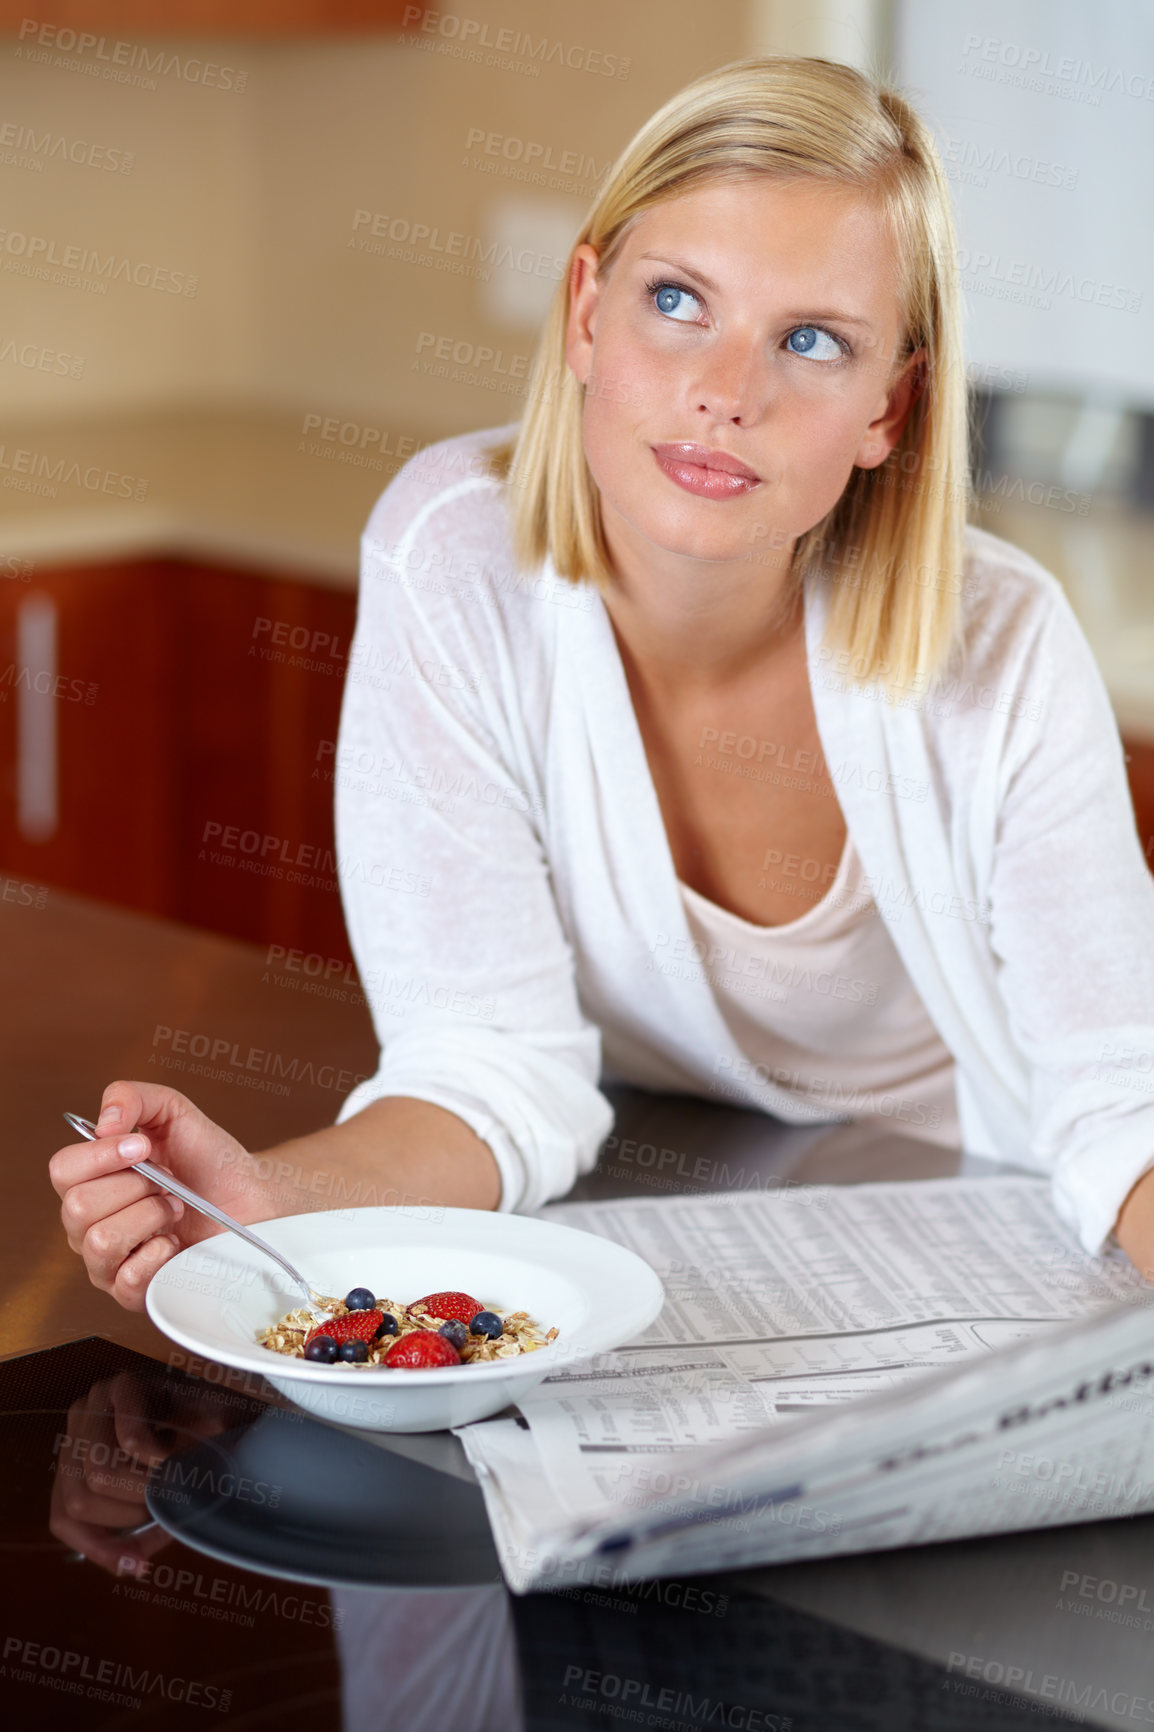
[
  {"xmin": 853, "ymin": 346, "xmax": 927, "ymax": 470},
  {"xmin": 564, "ymin": 243, "xmax": 604, "ymax": 386}
]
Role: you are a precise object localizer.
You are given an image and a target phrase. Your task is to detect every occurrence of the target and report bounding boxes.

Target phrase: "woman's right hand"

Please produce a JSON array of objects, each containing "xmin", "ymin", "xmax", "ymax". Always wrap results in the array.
[{"xmin": 49, "ymin": 1080, "xmax": 265, "ymax": 1311}]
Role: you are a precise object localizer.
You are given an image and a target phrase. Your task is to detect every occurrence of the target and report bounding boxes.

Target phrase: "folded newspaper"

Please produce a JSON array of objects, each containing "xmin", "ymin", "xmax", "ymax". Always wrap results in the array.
[{"xmin": 452, "ymin": 1177, "xmax": 1154, "ymax": 1595}]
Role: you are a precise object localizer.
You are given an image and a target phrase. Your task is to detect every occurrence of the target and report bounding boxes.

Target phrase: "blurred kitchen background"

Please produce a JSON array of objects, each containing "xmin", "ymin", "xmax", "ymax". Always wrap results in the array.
[{"xmin": 2, "ymin": 0, "xmax": 1153, "ymax": 970}]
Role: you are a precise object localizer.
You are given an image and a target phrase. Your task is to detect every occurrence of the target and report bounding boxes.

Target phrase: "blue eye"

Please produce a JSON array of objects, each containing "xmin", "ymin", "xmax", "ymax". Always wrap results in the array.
[
  {"xmin": 787, "ymin": 325, "xmax": 843, "ymax": 360},
  {"xmin": 641, "ymin": 276, "xmax": 851, "ymax": 358},
  {"xmin": 647, "ymin": 279, "xmax": 701, "ymax": 322}
]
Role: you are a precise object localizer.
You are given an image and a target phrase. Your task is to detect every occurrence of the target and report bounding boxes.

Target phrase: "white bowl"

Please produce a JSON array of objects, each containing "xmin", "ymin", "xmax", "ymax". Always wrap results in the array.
[{"xmin": 145, "ymin": 1205, "xmax": 665, "ymax": 1432}]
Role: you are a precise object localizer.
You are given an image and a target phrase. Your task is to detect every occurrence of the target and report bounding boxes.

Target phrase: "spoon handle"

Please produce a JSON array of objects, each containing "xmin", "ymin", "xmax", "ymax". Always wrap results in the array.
[{"xmin": 61, "ymin": 1113, "xmax": 327, "ymax": 1318}]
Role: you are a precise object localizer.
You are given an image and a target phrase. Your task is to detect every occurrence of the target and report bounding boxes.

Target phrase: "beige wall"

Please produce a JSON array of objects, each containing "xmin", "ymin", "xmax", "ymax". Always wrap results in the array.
[
  {"xmin": 5, "ymin": 1, "xmax": 825, "ymax": 433},
  {"xmin": 0, "ymin": 33, "xmax": 261, "ymax": 417}
]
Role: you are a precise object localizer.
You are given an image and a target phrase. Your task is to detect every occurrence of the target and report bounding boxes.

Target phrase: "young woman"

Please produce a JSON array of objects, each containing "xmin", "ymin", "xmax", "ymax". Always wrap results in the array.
[{"xmin": 50, "ymin": 56, "xmax": 1154, "ymax": 1307}]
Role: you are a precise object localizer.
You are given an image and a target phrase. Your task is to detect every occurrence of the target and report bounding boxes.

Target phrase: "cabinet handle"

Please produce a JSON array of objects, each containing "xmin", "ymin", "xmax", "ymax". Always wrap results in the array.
[{"xmin": 16, "ymin": 592, "xmax": 58, "ymax": 842}]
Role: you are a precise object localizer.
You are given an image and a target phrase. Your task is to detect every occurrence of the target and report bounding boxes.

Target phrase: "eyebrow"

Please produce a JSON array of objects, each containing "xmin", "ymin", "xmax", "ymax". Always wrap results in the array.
[{"xmin": 636, "ymin": 252, "xmax": 876, "ymax": 330}]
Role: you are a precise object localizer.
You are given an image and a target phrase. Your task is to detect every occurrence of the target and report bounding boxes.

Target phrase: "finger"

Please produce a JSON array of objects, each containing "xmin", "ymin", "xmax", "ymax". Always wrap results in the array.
[
  {"xmin": 54, "ymin": 1388, "xmax": 152, "ymax": 1511},
  {"xmin": 106, "ymin": 1371, "xmax": 169, "ymax": 1466},
  {"xmin": 66, "ymin": 1378, "xmax": 116, "ymax": 1430},
  {"xmin": 60, "ymin": 1382, "xmax": 119, "ymax": 1457},
  {"xmin": 57, "ymin": 1471, "xmax": 148, "ymax": 1529},
  {"xmin": 50, "ymin": 1130, "xmax": 153, "ymax": 1197},
  {"xmin": 85, "ymin": 1460, "xmax": 151, "ymax": 1507},
  {"xmin": 63, "ymin": 1173, "xmax": 182, "ymax": 1253},
  {"xmin": 175, "ymin": 1402, "xmax": 237, "ymax": 1441},
  {"xmin": 110, "ymin": 1235, "xmax": 182, "ymax": 1311},
  {"xmin": 83, "ymin": 1201, "xmax": 184, "ymax": 1291},
  {"xmin": 49, "ymin": 1506, "xmax": 164, "ymax": 1578},
  {"xmin": 111, "ymin": 1390, "xmax": 174, "ymax": 1468},
  {"xmin": 49, "ymin": 1503, "xmax": 120, "ymax": 1565},
  {"xmin": 91, "ymin": 1079, "xmax": 193, "ymax": 1144}
]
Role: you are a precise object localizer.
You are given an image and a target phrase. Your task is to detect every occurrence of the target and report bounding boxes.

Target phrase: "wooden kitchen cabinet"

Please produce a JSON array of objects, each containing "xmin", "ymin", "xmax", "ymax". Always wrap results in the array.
[
  {"xmin": 2, "ymin": 559, "xmax": 1154, "ymax": 958},
  {"xmin": 0, "ymin": 558, "xmax": 357, "ymax": 966},
  {"xmin": 0, "ymin": 560, "xmax": 173, "ymax": 910},
  {"xmin": 0, "ymin": 2, "xmax": 411, "ymax": 31},
  {"xmin": 168, "ymin": 562, "xmax": 356, "ymax": 965}
]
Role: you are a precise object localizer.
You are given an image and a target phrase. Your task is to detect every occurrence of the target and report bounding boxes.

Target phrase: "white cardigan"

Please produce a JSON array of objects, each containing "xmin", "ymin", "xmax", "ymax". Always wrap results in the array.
[{"xmin": 332, "ymin": 422, "xmax": 1154, "ymax": 1256}]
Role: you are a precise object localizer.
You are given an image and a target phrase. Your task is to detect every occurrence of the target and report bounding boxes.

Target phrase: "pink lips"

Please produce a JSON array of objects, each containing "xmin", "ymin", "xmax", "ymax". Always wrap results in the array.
[{"xmin": 651, "ymin": 442, "xmax": 761, "ymax": 499}]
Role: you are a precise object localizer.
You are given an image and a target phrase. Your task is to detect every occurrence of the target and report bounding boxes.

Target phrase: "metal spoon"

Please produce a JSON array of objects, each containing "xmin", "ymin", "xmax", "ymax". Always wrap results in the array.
[{"xmin": 62, "ymin": 1113, "xmax": 332, "ymax": 1324}]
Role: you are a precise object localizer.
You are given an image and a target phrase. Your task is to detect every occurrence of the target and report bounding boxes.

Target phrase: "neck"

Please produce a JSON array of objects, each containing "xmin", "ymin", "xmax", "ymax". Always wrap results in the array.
[{"xmin": 597, "ymin": 514, "xmax": 804, "ymax": 695}]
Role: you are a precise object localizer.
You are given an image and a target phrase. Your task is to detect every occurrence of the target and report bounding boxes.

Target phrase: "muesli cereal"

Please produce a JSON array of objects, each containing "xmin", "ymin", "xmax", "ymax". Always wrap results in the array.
[{"xmin": 256, "ymin": 1285, "xmax": 558, "ymax": 1370}]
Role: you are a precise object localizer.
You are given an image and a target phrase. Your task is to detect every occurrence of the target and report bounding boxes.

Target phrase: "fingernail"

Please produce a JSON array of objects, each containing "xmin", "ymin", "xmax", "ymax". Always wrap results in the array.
[
  {"xmin": 98, "ymin": 1105, "xmax": 122, "ymax": 1128},
  {"xmin": 118, "ymin": 1135, "xmax": 146, "ymax": 1159},
  {"xmin": 168, "ymin": 1198, "xmax": 184, "ymax": 1218}
]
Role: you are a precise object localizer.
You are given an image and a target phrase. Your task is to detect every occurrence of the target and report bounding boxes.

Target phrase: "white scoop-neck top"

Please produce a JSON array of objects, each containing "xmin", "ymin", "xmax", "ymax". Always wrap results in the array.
[{"xmin": 676, "ymin": 827, "xmax": 960, "ymax": 1148}]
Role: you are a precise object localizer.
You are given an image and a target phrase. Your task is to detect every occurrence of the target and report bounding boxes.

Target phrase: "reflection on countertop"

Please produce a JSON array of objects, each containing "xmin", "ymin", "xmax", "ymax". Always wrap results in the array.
[{"xmin": 15, "ymin": 1329, "xmax": 1116, "ymax": 1731}]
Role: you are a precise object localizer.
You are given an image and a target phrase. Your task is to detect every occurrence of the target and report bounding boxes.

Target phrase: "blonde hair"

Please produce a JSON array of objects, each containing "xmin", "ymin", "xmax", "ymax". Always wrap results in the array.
[{"xmin": 478, "ymin": 55, "xmax": 974, "ymax": 699}]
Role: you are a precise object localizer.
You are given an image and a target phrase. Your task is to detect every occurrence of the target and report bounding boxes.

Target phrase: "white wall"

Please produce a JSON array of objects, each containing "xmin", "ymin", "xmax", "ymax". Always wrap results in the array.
[
  {"xmin": 896, "ymin": 0, "xmax": 1154, "ymax": 409},
  {"xmin": 746, "ymin": 0, "xmax": 890, "ymax": 71}
]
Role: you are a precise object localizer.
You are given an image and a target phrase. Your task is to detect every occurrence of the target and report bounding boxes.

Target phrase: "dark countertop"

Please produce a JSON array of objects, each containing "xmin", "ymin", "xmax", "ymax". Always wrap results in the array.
[{"xmin": 3, "ymin": 880, "xmax": 1146, "ymax": 1729}]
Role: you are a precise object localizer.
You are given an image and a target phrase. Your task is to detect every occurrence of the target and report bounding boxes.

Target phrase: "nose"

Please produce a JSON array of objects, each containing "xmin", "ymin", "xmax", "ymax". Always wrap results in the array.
[{"xmin": 689, "ymin": 332, "xmax": 767, "ymax": 425}]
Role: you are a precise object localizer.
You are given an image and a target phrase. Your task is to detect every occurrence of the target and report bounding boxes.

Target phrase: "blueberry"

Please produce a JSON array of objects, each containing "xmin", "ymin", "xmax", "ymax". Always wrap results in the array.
[
  {"xmin": 304, "ymin": 1335, "xmax": 338, "ymax": 1363},
  {"xmin": 338, "ymin": 1339, "xmax": 369, "ymax": 1363},
  {"xmin": 469, "ymin": 1309, "xmax": 503, "ymax": 1340},
  {"xmin": 439, "ymin": 1319, "xmax": 468, "ymax": 1349},
  {"xmin": 373, "ymin": 1313, "xmax": 398, "ymax": 1339},
  {"xmin": 344, "ymin": 1287, "xmax": 376, "ymax": 1311}
]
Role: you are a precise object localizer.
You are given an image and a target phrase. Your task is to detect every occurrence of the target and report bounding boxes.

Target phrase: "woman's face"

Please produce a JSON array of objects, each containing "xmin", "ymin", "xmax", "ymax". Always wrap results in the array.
[{"xmin": 564, "ymin": 177, "xmax": 923, "ymax": 581}]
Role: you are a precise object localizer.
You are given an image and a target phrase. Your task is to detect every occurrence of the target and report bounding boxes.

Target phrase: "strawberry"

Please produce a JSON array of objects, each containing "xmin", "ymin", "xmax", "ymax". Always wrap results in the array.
[
  {"xmin": 412, "ymin": 1290, "xmax": 483, "ymax": 1324},
  {"xmin": 305, "ymin": 1309, "xmax": 384, "ymax": 1350},
  {"xmin": 384, "ymin": 1329, "xmax": 461, "ymax": 1369}
]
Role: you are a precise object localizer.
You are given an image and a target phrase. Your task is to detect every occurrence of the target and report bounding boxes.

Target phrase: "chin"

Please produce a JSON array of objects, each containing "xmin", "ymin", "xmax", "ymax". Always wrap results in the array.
[
  {"xmin": 604, "ymin": 475, "xmax": 733, "ymax": 555},
  {"xmin": 638, "ymin": 514, "xmax": 751, "ymax": 565}
]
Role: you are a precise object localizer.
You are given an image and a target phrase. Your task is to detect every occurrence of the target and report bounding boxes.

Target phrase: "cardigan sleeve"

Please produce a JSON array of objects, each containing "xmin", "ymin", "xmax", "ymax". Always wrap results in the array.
[
  {"xmin": 985, "ymin": 580, "xmax": 1154, "ymax": 1255},
  {"xmin": 329, "ymin": 445, "xmax": 613, "ymax": 1212}
]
